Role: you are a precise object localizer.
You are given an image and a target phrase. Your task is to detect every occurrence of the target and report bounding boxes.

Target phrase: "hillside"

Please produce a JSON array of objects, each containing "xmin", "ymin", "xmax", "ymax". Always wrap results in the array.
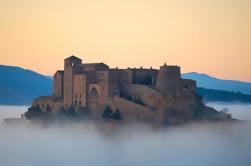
[
  {"xmin": 196, "ymin": 87, "xmax": 251, "ymax": 103},
  {"xmin": 182, "ymin": 72, "xmax": 251, "ymax": 95},
  {"xmin": 0, "ymin": 65, "xmax": 52, "ymax": 105}
]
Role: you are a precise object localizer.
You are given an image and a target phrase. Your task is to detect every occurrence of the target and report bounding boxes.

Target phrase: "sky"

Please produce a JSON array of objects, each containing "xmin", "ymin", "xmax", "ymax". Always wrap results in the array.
[{"xmin": 0, "ymin": 0, "xmax": 250, "ymax": 82}]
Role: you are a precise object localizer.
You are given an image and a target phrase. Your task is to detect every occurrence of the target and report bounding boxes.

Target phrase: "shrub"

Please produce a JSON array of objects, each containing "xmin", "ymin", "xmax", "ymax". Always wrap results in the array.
[
  {"xmin": 58, "ymin": 107, "xmax": 67, "ymax": 117},
  {"xmin": 24, "ymin": 105, "xmax": 43, "ymax": 119},
  {"xmin": 112, "ymin": 108, "xmax": 122, "ymax": 120},
  {"xmin": 66, "ymin": 106, "xmax": 77, "ymax": 118}
]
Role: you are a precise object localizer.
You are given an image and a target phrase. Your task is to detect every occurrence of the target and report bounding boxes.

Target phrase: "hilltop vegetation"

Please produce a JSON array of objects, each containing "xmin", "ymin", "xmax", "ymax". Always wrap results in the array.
[{"xmin": 197, "ymin": 87, "xmax": 251, "ymax": 103}]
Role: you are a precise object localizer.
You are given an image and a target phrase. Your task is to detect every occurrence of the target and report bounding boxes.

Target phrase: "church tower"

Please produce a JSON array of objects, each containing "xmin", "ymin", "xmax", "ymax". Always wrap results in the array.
[{"xmin": 63, "ymin": 55, "xmax": 82, "ymax": 108}]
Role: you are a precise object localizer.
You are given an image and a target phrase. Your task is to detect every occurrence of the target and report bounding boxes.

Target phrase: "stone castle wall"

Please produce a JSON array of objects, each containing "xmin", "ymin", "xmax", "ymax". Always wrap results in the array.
[
  {"xmin": 132, "ymin": 69, "xmax": 158, "ymax": 85},
  {"xmin": 124, "ymin": 84, "xmax": 169, "ymax": 109},
  {"xmin": 73, "ymin": 74, "xmax": 87, "ymax": 107},
  {"xmin": 53, "ymin": 71, "xmax": 64, "ymax": 97},
  {"xmin": 106, "ymin": 96, "xmax": 164, "ymax": 124},
  {"xmin": 32, "ymin": 96, "xmax": 54, "ymax": 112}
]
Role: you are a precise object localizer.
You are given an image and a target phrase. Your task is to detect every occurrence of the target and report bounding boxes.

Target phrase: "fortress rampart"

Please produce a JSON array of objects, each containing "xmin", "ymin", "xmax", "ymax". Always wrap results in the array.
[{"xmin": 32, "ymin": 55, "xmax": 205, "ymax": 124}]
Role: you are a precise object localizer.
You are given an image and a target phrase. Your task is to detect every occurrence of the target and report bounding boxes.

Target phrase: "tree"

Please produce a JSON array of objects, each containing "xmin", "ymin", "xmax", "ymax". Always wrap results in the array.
[
  {"xmin": 77, "ymin": 107, "xmax": 89, "ymax": 118},
  {"xmin": 24, "ymin": 105, "xmax": 43, "ymax": 119},
  {"xmin": 102, "ymin": 105, "xmax": 113, "ymax": 119},
  {"xmin": 58, "ymin": 107, "xmax": 67, "ymax": 118},
  {"xmin": 112, "ymin": 108, "xmax": 122, "ymax": 120},
  {"xmin": 46, "ymin": 104, "xmax": 52, "ymax": 113},
  {"xmin": 66, "ymin": 106, "xmax": 77, "ymax": 118}
]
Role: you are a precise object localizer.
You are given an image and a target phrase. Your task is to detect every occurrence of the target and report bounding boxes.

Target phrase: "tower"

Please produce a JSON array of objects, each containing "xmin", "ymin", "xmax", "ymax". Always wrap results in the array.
[
  {"xmin": 63, "ymin": 55, "xmax": 82, "ymax": 108},
  {"xmin": 53, "ymin": 70, "xmax": 64, "ymax": 97},
  {"xmin": 156, "ymin": 63, "xmax": 181, "ymax": 94}
]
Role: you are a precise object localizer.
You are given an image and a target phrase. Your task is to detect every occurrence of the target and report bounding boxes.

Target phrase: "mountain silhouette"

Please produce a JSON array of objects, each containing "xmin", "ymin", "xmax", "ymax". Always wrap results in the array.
[
  {"xmin": 0, "ymin": 65, "xmax": 52, "ymax": 105},
  {"xmin": 182, "ymin": 72, "xmax": 251, "ymax": 95}
]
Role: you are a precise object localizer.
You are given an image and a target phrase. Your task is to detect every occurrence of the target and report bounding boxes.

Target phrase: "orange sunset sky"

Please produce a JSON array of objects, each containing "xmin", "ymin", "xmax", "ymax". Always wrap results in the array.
[{"xmin": 0, "ymin": 0, "xmax": 250, "ymax": 82}]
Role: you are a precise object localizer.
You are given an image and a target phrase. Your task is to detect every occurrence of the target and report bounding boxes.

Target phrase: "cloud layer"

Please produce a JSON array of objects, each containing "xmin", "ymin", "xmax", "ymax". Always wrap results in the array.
[{"xmin": 0, "ymin": 121, "xmax": 251, "ymax": 166}]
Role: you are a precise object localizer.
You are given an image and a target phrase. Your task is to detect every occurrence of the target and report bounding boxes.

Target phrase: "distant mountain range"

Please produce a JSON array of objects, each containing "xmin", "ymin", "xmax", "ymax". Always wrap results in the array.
[
  {"xmin": 0, "ymin": 65, "xmax": 52, "ymax": 105},
  {"xmin": 182, "ymin": 72, "xmax": 251, "ymax": 95},
  {"xmin": 0, "ymin": 65, "xmax": 251, "ymax": 105}
]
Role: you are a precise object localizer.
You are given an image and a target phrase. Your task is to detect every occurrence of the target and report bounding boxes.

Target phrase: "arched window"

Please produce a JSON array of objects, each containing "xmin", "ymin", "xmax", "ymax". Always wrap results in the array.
[
  {"xmin": 90, "ymin": 87, "xmax": 98, "ymax": 96},
  {"xmin": 90, "ymin": 87, "xmax": 98, "ymax": 105}
]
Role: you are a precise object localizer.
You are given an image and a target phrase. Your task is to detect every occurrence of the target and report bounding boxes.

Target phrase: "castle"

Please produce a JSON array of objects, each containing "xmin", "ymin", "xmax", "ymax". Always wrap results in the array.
[{"xmin": 32, "ymin": 55, "xmax": 206, "ymax": 125}]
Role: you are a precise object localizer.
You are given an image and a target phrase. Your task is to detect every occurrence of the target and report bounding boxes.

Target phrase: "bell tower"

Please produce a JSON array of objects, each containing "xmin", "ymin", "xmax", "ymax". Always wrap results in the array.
[{"xmin": 63, "ymin": 55, "xmax": 82, "ymax": 108}]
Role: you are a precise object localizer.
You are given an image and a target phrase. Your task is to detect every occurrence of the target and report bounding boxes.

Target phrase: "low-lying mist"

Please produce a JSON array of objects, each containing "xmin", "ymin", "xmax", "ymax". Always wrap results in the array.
[
  {"xmin": 0, "ymin": 120, "xmax": 251, "ymax": 166},
  {"xmin": 207, "ymin": 102, "xmax": 251, "ymax": 120}
]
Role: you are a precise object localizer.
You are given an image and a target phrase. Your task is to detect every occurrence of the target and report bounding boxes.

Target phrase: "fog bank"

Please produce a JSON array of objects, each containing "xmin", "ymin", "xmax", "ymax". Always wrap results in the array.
[
  {"xmin": 206, "ymin": 102, "xmax": 251, "ymax": 120},
  {"xmin": 0, "ymin": 121, "xmax": 251, "ymax": 166},
  {"xmin": 0, "ymin": 105, "xmax": 251, "ymax": 166}
]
